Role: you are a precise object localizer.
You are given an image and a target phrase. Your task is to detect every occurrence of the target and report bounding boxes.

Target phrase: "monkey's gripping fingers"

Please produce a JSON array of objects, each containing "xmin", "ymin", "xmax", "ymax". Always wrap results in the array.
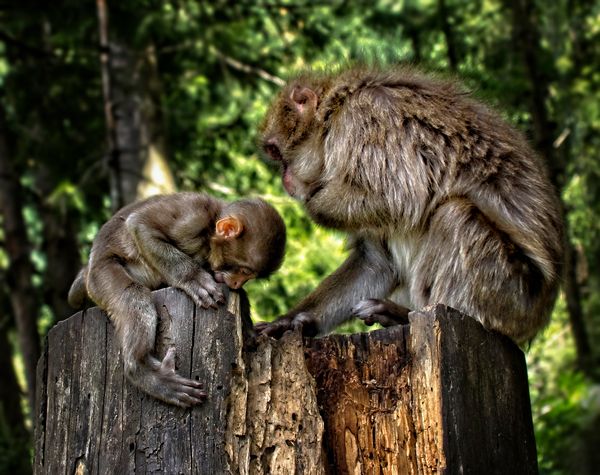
[
  {"xmin": 254, "ymin": 316, "xmax": 293, "ymax": 339},
  {"xmin": 157, "ymin": 347, "xmax": 207, "ymax": 408},
  {"xmin": 178, "ymin": 272, "xmax": 225, "ymax": 309},
  {"xmin": 254, "ymin": 312, "xmax": 318, "ymax": 339},
  {"xmin": 353, "ymin": 299, "xmax": 411, "ymax": 327}
]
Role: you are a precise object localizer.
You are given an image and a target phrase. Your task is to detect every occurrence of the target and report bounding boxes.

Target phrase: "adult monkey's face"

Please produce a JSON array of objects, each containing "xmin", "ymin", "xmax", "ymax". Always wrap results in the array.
[
  {"xmin": 259, "ymin": 75, "xmax": 332, "ymax": 206},
  {"xmin": 259, "ymin": 69, "xmax": 395, "ymax": 232}
]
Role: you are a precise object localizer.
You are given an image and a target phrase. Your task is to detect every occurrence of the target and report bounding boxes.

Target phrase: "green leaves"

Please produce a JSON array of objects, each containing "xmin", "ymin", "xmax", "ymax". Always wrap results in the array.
[{"xmin": 1, "ymin": 2, "xmax": 599, "ymax": 472}]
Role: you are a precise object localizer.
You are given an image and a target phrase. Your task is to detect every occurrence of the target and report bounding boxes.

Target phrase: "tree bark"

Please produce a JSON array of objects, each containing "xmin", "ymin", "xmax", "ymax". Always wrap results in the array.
[
  {"xmin": 402, "ymin": 3, "xmax": 423, "ymax": 64},
  {"xmin": 35, "ymin": 292, "xmax": 537, "ymax": 474},
  {"xmin": 0, "ymin": 104, "xmax": 40, "ymax": 414},
  {"xmin": 96, "ymin": 0, "xmax": 175, "ymax": 210},
  {"xmin": 437, "ymin": 0, "xmax": 458, "ymax": 70},
  {"xmin": 33, "ymin": 167, "xmax": 82, "ymax": 323},
  {"xmin": 34, "ymin": 288, "xmax": 324, "ymax": 474},
  {"xmin": 306, "ymin": 306, "xmax": 537, "ymax": 474}
]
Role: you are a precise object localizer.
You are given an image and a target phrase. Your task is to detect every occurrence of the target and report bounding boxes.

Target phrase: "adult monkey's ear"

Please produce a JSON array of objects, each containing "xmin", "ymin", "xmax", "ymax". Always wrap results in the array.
[
  {"xmin": 290, "ymin": 85, "xmax": 317, "ymax": 116},
  {"xmin": 216, "ymin": 216, "xmax": 244, "ymax": 240}
]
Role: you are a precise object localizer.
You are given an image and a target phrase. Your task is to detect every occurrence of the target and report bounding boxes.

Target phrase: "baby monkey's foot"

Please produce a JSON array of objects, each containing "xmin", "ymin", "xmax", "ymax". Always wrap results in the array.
[
  {"xmin": 353, "ymin": 299, "xmax": 411, "ymax": 327},
  {"xmin": 158, "ymin": 347, "xmax": 207, "ymax": 408}
]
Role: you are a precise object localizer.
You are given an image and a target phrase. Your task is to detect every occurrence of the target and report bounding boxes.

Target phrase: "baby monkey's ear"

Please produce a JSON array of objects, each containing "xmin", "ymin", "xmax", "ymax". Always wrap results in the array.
[{"xmin": 216, "ymin": 216, "xmax": 244, "ymax": 240}]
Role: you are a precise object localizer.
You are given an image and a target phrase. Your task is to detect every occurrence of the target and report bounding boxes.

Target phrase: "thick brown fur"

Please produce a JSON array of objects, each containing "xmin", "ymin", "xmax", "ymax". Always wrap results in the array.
[
  {"xmin": 257, "ymin": 65, "xmax": 563, "ymax": 344},
  {"xmin": 68, "ymin": 192, "xmax": 286, "ymax": 407}
]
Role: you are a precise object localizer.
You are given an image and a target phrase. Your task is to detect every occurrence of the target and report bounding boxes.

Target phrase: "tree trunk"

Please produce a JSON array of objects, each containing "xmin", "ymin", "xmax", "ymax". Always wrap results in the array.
[
  {"xmin": 0, "ymin": 289, "xmax": 32, "ymax": 474},
  {"xmin": 505, "ymin": 0, "xmax": 593, "ymax": 376},
  {"xmin": 33, "ymin": 166, "xmax": 82, "ymax": 323},
  {"xmin": 37, "ymin": 206, "xmax": 81, "ymax": 323},
  {"xmin": 0, "ymin": 105, "xmax": 40, "ymax": 414},
  {"xmin": 306, "ymin": 306, "xmax": 537, "ymax": 474},
  {"xmin": 34, "ymin": 288, "xmax": 324, "ymax": 474},
  {"xmin": 96, "ymin": 0, "xmax": 175, "ymax": 210},
  {"xmin": 437, "ymin": 0, "xmax": 458, "ymax": 70},
  {"xmin": 35, "ymin": 290, "xmax": 537, "ymax": 474}
]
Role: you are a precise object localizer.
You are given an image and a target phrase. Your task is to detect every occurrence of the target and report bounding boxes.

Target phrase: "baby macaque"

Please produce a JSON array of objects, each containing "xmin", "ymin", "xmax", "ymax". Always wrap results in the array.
[
  {"xmin": 68, "ymin": 192, "xmax": 286, "ymax": 407},
  {"xmin": 257, "ymin": 66, "xmax": 563, "ymax": 344}
]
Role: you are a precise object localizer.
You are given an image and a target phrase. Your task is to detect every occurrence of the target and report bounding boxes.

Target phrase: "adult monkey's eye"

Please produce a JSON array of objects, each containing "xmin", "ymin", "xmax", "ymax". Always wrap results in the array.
[{"xmin": 264, "ymin": 142, "xmax": 283, "ymax": 162}]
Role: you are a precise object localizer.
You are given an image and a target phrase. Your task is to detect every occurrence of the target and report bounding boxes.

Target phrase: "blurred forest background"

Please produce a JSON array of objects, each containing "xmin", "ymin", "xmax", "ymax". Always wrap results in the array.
[{"xmin": 0, "ymin": 0, "xmax": 598, "ymax": 473}]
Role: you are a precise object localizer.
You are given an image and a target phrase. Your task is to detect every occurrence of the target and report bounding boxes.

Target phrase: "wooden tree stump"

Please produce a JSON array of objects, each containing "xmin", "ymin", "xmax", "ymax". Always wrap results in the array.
[
  {"xmin": 305, "ymin": 305, "xmax": 538, "ymax": 474},
  {"xmin": 34, "ymin": 288, "xmax": 323, "ymax": 474},
  {"xmin": 35, "ymin": 291, "xmax": 537, "ymax": 474}
]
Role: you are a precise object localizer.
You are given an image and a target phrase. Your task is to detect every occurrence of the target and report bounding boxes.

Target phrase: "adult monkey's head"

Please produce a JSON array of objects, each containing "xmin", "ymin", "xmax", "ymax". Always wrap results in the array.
[
  {"xmin": 259, "ymin": 67, "xmax": 407, "ymax": 232},
  {"xmin": 259, "ymin": 73, "xmax": 344, "ymax": 219}
]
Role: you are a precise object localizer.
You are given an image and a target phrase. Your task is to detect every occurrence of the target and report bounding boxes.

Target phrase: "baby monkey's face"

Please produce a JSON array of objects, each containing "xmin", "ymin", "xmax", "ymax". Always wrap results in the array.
[
  {"xmin": 208, "ymin": 200, "xmax": 287, "ymax": 291},
  {"xmin": 213, "ymin": 266, "xmax": 257, "ymax": 290}
]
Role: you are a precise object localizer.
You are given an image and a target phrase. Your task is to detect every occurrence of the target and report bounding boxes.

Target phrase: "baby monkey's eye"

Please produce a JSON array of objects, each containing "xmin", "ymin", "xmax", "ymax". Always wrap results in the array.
[
  {"xmin": 239, "ymin": 268, "xmax": 254, "ymax": 276},
  {"xmin": 216, "ymin": 265, "xmax": 233, "ymax": 272}
]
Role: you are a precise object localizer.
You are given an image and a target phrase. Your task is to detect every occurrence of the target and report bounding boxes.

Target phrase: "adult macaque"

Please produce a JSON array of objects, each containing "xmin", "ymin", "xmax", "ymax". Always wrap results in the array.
[
  {"xmin": 68, "ymin": 192, "xmax": 286, "ymax": 407},
  {"xmin": 256, "ymin": 66, "xmax": 563, "ymax": 344}
]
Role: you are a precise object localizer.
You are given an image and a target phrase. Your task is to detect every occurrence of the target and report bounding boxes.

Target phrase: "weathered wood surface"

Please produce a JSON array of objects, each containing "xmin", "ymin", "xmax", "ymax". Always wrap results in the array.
[
  {"xmin": 306, "ymin": 304, "xmax": 538, "ymax": 474},
  {"xmin": 35, "ymin": 292, "xmax": 537, "ymax": 474},
  {"xmin": 34, "ymin": 287, "xmax": 323, "ymax": 474}
]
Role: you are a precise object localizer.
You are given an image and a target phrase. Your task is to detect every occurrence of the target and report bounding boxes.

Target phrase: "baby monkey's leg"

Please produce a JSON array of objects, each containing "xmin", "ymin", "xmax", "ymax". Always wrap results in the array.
[{"xmin": 87, "ymin": 259, "xmax": 206, "ymax": 407}]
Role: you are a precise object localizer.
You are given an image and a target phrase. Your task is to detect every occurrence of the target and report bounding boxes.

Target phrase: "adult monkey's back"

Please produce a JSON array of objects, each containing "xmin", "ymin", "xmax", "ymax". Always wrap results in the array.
[{"xmin": 255, "ymin": 66, "xmax": 564, "ymax": 345}]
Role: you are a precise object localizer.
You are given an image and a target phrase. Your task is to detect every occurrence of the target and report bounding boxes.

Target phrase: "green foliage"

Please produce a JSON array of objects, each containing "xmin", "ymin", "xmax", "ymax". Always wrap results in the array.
[
  {"xmin": 0, "ymin": 414, "xmax": 30, "ymax": 475},
  {"xmin": 245, "ymin": 201, "xmax": 347, "ymax": 321},
  {"xmin": 528, "ymin": 297, "xmax": 580, "ymax": 472},
  {"xmin": 0, "ymin": 1, "xmax": 599, "ymax": 473},
  {"xmin": 528, "ymin": 293, "xmax": 600, "ymax": 472}
]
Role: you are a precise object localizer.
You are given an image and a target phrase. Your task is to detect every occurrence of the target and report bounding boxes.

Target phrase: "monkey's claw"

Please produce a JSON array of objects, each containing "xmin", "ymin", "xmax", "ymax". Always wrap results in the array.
[
  {"xmin": 255, "ymin": 312, "xmax": 318, "ymax": 338},
  {"xmin": 353, "ymin": 299, "xmax": 410, "ymax": 327},
  {"xmin": 158, "ymin": 347, "xmax": 207, "ymax": 408},
  {"xmin": 254, "ymin": 318, "xmax": 293, "ymax": 339},
  {"xmin": 179, "ymin": 273, "xmax": 225, "ymax": 309}
]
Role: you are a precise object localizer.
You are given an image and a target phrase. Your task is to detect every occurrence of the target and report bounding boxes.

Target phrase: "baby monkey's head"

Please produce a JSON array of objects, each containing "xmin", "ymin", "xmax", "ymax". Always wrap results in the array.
[{"xmin": 208, "ymin": 198, "xmax": 286, "ymax": 290}]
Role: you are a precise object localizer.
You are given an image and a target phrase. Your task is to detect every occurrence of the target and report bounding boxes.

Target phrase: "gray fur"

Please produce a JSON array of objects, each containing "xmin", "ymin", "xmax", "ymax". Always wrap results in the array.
[
  {"xmin": 68, "ymin": 192, "xmax": 286, "ymax": 406},
  {"xmin": 259, "ymin": 66, "xmax": 563, "ymax": 344}
]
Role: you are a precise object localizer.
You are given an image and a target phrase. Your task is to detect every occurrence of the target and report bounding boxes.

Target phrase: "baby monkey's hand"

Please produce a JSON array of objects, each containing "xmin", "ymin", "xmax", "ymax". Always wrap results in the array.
[{"xmin": 176, "ymin": 268, "xmax": 225, "ymax": 309}]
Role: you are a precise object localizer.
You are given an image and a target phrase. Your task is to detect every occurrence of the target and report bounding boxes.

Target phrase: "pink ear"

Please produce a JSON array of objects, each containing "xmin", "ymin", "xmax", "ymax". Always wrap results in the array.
[
  {"xmin": 216, "ymin": 216, "xmax": 243, "ymax": 240},
  {"xmin": 290, "ymin": 86, "xmax": 318, "ymax": 115}
]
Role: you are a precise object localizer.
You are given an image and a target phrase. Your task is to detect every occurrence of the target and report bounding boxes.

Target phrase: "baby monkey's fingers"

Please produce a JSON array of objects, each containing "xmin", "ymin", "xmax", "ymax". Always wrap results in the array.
[
  {"xmin": 173, "ymin": 392, "xmax": 206, "ymax": 408},
  {"xmin": 162, "ymin": 385, "xmax": 207, "ymax": 408},
  {"xmin": 195, "ymin": 274, "xmax": 225, "ymax": 306},
  {"xmin": 178, "ymin": 279, "xmax": 223, "ymax": 309}
]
